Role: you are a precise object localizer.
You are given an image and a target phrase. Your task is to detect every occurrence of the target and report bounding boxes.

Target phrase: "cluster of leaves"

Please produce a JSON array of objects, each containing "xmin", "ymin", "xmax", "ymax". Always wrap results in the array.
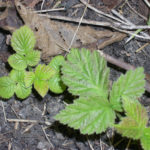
[
  {"xmin": 0, "ymin": 25, "xmax": 149, "ymax": 150},
  {"xmin": 0, "ymin": 26, "xmax": 66, "ymax": 99},
  {"xmin": 55, "ymin": 48, "xmax": 150, "ymax": 150}
]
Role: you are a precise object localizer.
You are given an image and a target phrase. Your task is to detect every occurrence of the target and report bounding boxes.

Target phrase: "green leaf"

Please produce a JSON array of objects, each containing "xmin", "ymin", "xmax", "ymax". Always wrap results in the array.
[
  {"xmin": 35, "ymin": 64, "xmax": 56, "ymax": 80},
  {"xmin": 115, "ymin": 117, "xmax": 143, "ymax": 139},
  {"xmin": 10, "ymin": 69, "xmax": 25, "ymax": 83},
  {"xmin": 15, "ymin": 82, "xmax": 32, "ymax": 99},
  {"xmin": 48, "ymin": 55, "xmax": 65, "ymax": 72},
  {"xmin": 0, "ymin": 77, "xmax": 15, "ymax": 98},
  {"xmin": 123, "ymin": 96, "xmax": 148, "ymax": 127},
  {"xmin": 8, "ymin": 54, "xmax": 27, "ymax": 70},
  {"xmin": 55, "ymin": 97, "xmax": 116, "ymax": 134},
  {"xmin": 33, "ymin": 64, "xmax": 56, "ymax": 97},
  {"xmin": 24, "ymin": 72, "xmax": 35, "ymax": 87},
  {"xmin": 11, "ymin": 26, "xmax": 36, "ymax": 55},
  {"xmin": 48, "ymin": 74, "xmax": 66, "ymax": 94},
  {"xmin": 141, "ymin": 128, "xmax": 150, "ymax": 150},
  {"xmin": 26, "ymin": 50, "xmax": 41, "ymax": 66},
  {"xmin": 9, "ymin": 70, "xmax": 31, "ymax": 99},
  {"xmin": 110, "ymin": 68, "xmax": 145, "ymax": 112},
  {"xmin": 34, "ymin": 80, "xmax": 49, "ymax": 97},
  {"xmin": 115, "ymin": 97, "xmax": 148, "ymax": 140},
  {"xmin": 61, "ymin": 48, "xmax": 110, "ymax": 99}
]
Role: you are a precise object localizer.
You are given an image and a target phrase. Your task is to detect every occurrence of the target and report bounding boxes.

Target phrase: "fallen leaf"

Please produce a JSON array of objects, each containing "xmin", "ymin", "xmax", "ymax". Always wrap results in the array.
[
  {"xmin": 0, "ymin": 1, "xmax": 23, "ymax": 32},
  {"xmin": 22, "ymin": 0, "xmax": 42, "ymax": 8},
  {"xmin": 139, "ymin": 0, "xmax": 150, "ymax": 19},
  {"xmin": 102, "ymin": 0, "xmax": 122, "ymax": 9},
  {"xmin": 0, "ymin": 1, "xmax": 126, "ymax": 62},
  {"xmin": 14, "ymin": 1, "xmax": 126, "ymax": 61}
]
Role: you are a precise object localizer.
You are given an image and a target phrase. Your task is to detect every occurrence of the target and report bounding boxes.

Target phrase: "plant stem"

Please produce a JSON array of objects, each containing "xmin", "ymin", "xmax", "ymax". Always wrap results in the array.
[{"xmin": 28, "ymin": 66, "xmax": 33, "ymax": 72}]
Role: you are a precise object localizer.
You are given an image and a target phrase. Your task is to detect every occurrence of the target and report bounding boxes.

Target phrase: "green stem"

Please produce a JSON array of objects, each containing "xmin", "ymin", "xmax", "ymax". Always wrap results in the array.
[{"xmin": 28, "ymin": 66, "xmax": 33, "ymax": 72}]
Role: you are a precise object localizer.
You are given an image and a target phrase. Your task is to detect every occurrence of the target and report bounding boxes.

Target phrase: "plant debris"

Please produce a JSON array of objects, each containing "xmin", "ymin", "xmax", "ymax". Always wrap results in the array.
[{"xmin": 0, "ymin": 1, "xmax": 126, "ymax": 62}]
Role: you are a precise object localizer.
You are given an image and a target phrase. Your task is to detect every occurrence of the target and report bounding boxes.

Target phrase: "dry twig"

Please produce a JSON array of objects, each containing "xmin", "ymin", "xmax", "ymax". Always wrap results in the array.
[
  {"xmin": 7, "ymin": 118, "xmax": 51, "ymax": 126},
  {"xmin": 35, "ymin": 7, "xmax": 65, "ymax": 13},
  {"xmin": 41, "ymin": 125, "xmax": 54, "ymax": 149},
  {"xmin": 1, "ymin": 101, "xmax": 7, "ymax": 123},
  {"xmin": 143, "ymin": 0, "xmax": 150, "ymax": 8},
  {"xmin": 68, "ymin": 0, "xmax": 90, "ymax": 51},
  {"xmin": 98, "ymin": 50, "xmax": 150, "ymax": 93},
  {"xmin": 40, "ymin": 14, "xmax": 150, "ymax": 40}
]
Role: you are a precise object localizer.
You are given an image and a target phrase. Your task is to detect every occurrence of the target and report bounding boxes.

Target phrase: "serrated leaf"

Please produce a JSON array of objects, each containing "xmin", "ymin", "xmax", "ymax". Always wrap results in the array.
[
  {"xmin": 8, "ymin": 54, "xmax": 27, "ymax": 70},
  {"xmin": 141, "ymin": 128, "xmax": 150, "ymax": 150},
  {"xmin": 61, "ymin": 48, "xmax": 110, "ymax": 99},
  {"xmin": 55, "ymin": 97, "xmax": 115, "ymax": 134},
  {"xmin": 110, "ymin": 68, "xmax": 145, "ymax": 112},
  {"xmin": 0, "ymin": 77, "xmax": 15, "ymax": 98},
  {"xmin": 11, "ymin": 26, "xmax": 36, "ymax": 55},
  {"xmin": 48, "ymin": 55, "xmax": 65, "ymax": 72},
  {"xmin": 123, "ymin": 96, "xmax": 148, "ymax": 128},
  {"xmin": 48, "ymin": 74, "xmax": 66, "ymax": 94},
  {"xmin": 35, "ymin": 64, "xmax": 56, "ymax": 80},
  {"xmin": 115, "ymin": 118, "xmax": 143, "ymax": 139},
  {"xmin": 10, "ymin": 70, "xmax": 25, "ymax": 83},
  {"xmin": 26, "ymin": 50, "xmax": 41, "ymax": 66},
  {"xmin": 115, "ymin": 97, "xmax": 148, "ymax": 140},
  {"xmin": 24, "ymin": 72, "xmax": 35, "ymax": 87},
  {"xmin": 15, "ymin": 82, "xmax": 32, "ymax": 99},
  {"xmin": 34, "ymin": 80, "xmax": 49, "ymax": 97}
]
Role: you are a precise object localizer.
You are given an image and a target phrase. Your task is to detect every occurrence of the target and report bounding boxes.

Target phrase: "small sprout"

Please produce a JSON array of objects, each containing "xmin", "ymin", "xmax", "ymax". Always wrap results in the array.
[{"xmin": 0, "ymin": 26, "xmax": 66, "ymax": 99}]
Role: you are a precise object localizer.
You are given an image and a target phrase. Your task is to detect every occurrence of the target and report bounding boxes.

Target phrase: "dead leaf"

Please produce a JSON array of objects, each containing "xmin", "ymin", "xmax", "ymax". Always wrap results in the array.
[
  {"xmin": 22, "ymin": 0, "xmax": 42, "ymax": 8},
  {"xmin": 0, "ymin": 2, "xmax": 7, "ymax": 8},
  {"xmin": 14, "ymin": 1, "xmax": 126, "ymax": 61},
  {"xmin": 139, "ymin": 0, "xmax": 150, "ymax": 19},
  {"xmin": 0, "ymin": 1, "xmax": 126, "ymax": 62},
  {"xmin": 0, "ymin": 1, "xmax": 23, "ymax": 32},
  {"xmin": 102, "ymin": 0, "xmax": 122, "ymax": 9}
]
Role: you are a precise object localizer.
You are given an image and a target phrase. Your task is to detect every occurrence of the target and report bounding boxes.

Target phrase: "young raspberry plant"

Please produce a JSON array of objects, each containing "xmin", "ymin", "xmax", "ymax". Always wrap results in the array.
[
  {"xmin": 0, "ymin": 26, "xmax": 66, "ymax": 99},
  {"xmin": 55, "ymin": 48, "xmax": 150, "ymax": 150}
]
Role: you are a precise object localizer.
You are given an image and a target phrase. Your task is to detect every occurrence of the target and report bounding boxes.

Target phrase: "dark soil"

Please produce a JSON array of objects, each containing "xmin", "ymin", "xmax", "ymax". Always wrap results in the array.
[{"xmin": 0, "ymin": 0, "xmax": 150, "ymax": 150}]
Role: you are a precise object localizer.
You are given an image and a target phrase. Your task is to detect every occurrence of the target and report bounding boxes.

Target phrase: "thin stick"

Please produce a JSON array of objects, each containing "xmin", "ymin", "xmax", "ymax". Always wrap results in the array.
[
  {"xmin": 80, "ymin": 0, "xmax": 150, "ymax": 39},
  {"xmin": 120, "ymin": 25, "xmax": 150, "ymax": 30},
  {"xmin": 80, "ymin": 0, "xmax": 125, "ymax": 24},
  {"xmin": 98, "ymin": 50, "xmax": 150, "ymax": 93},
  {"xmin": 39, "ymin": 14, "xmax": 111, "ymax": 26},
  {"xmin": 7, "ymin": 119, "xmax": 38, "ymax": 123},
  {"xmin": 41, "ymin": 0, "xmax": 46, "ymax": 10},
  {"xmin": 42, "ymin": 103, "xmax": 46, "ymax": 116},
  {"xmin": 136, "ymin": 42, "xmax": 150, "ymax": 52},
  {"xmin": 67, "ymin": 0, "xmax": 89, "ymax": 51},
  {"xmin": 1, "ymin": 101, "xmax": 7, "ymax": 123},
  {"xmin": 39, "ymin": 14, "xmax": 150, "ymax": 40},
  {"xmin": 126, "ymin": 139, "xmax": 131, "ymax": 150},
  {"xmin": 87, "ymin": 136, "xmax": 94, "ymax": 150},
  {"xmin": 41, "ymin": 125, "xmax": 54, "ymax": 148},
  {"xmin": 35, "ymin": 8, "xmax": 65, "ymax": 13},
  {"xmin": 22, "ymin": 123, "xmax": 36, "ymax": 134},
  {"xmin": 143, "ymin": 0, "xmax": 150, "ymax": 8},
  {"xmin": 8, "ymin": 141, "xmax": 12, "ymax": 150},
  {"xmin": 111, "ymin": 9, "xmax": 133, "ymax": 26},
  {"xmin": 98, "ymin": 51, "xmax": 135, "ymax": 70},
  {"xmin": 7, "ymin": 118, "xmax": 51, "ymax": 125}
]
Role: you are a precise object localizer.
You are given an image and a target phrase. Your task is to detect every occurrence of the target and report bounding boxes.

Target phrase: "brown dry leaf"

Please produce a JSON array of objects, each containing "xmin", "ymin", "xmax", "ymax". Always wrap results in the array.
[
  {"xmin": 14, "ymin": 1, "xmax": 126, "ymax": 61},
  {"xmin": 0, "ymin": 1, "xmax": 23, "ymax": 32},
  {"xmin": 102, "ymin": 0, "xmax": 122, "ymax": 9},
  {"xmin": 22, "ymin": 0, "xmax": 42, "ymax": 8},
  {"xmin": 0, "ymin": 2, "xmax": 7, "ymax": 8},
  {"xmin": 139, "ymin": 0, "xmax": 150, "ymax": 19}
]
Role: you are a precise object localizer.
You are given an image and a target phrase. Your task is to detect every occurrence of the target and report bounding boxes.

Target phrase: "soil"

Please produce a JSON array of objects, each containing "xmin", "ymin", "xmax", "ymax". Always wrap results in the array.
[{"xmin": 0, "ymin": 0, "xmax": 150, "ymax": 150}]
